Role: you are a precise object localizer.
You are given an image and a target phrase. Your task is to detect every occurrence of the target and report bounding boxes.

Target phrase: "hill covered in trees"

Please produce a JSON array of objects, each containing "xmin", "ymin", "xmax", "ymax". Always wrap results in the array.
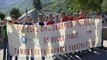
[{"xmin": 0, "ymin": 0, "xmax": 107, "ymax": 16}]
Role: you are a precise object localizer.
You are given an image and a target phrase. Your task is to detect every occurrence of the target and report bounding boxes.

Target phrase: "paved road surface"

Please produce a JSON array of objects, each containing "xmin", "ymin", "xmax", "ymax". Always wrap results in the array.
[{"xmin": 0, "ymin": 40, "xmax": 107, "ymax": 60}]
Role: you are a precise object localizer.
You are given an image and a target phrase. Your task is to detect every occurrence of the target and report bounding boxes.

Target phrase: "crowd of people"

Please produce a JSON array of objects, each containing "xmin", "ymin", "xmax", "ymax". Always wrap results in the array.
[
  {"xmin": 0, "ymin": 10, "xmax": 102, "ymax": 60},
  {"xmin": 5, "ymin": 10, "xmax": 101, "ymax": 26}
]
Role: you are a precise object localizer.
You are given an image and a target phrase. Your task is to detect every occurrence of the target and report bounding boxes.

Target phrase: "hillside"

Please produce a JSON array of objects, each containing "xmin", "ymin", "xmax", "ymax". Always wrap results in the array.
[
  {"xmin": 0, "ymin": 0, "xmax": 33, "ymax": 16},
  {"xmin": 0, "ymin": 0, "xmax": 58, "ymax": 16}
]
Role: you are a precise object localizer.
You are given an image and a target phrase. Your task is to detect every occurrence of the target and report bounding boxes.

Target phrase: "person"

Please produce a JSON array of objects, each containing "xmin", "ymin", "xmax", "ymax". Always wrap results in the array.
[
  {"xmin": 54, "ymin": 14, "xmax": 60, "ymax": 23},
  {"xmin": 22, "ymin": 16, "xmax": 34, "ymax": 60},
  {"xmin": 36, "ymin": 15, "xmax": 47, "ymax": 27},
  {"xmin": 23, "ymin": 16, "xmax": 33, "ymax": 25},
  {"xmin": 73, "ymin": 13, "xmax": 78, "ymax": 20},
  {"xmin": 104, "ymin": 12, "xmax": 107, "ymax": 22},
  {"xmin": 78, "ymin": 10, "xmax": 86, "ymax": 19},
  {"xmin": 1, "ymin": 15, "xmax": 11, "ymax": 60},
  {"xmin": 68, "ymin": 13, "xmax": 74, "ymax": 21},
  {"xmin": 60, "ymin": 11, "xmax": 70, "ymax": 22},
  {"xmin": 44, "ymin": 16, "xmax": 49, "ymax": 23},
  {"xmin": 9, "ymin": 15, "xmax": 19, "ymax": 60},
  {"xmin": 8, "ymin": 15, "xmax": 18, "ymax": 24},
  {"xmin": 47, "ymin": 14, "xmax": 55, "ymax": 25},
  {"xmin": 33, "ymin": 18, "xmax": 38, "ymax": 24},
  {"xmin": 36, "ymin": 15, "xmax": 46, "ymax": 60},
  {"xmin": 102, "ymin": 13, "xmax": 107, "ymax": 23},
  {"xmin": 88, "ymin": 12, "xmax": 96, "ymax": 19}
]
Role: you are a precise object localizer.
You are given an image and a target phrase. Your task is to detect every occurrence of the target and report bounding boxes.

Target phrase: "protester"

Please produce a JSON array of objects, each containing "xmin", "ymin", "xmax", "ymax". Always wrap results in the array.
[
  {"xmin": 88, "ymin": 12, "xmax": 95, "ymax": 19},
  {"xmin": 23, "ymin": 15, "xmax": 33, "ymax": 25},
  {"xmin": 2, "ymin": 10, "xmax": 102, "ymax": 60},
  {"xmin": 96, "ymin": 12, "xmax": 102, "ymax": 18},
  {"xmin": 73, "ymin": 13, "xmax": 78, "ymax": 20},
  {"xmin": 45, "ymin": 16, "xmax": 49, "ymax": 23},
  {"xmin": 61, "ymin": 11, "xmax": 70, "ymax": 22},
  {"xmin": 33, "ymin": 18, "xmax": 38, "ymax": 24},
  {"xmin": 23, "ymin": 16, "xmax": 34, "ymax": 60},
  {"xmin": 68, "ymin": 13, "xmax": 74, "ymax": 21},
  {"xmin": 47, "ymin": 14, "xmax": 55, "ymax": 25},
  {"xmin": 9, "ymin": 15, "xmax": 19, "ymax": 60},
  {"xmin": 1, "ymin": 15, "xmax": 11, "ymax": 60},
  {"xmin": 9, "ymin": 15, "xmax": 18, "ymax": 24},
  {"xmin": 104, "ymin": 12, "xmax": 107, "ymax": 21},
  {"xmin": 78, "ymin": 10, "xmax": 86, "ymax": 19},
  {"xmin": 54, "ymin": 14, "xmax": 60, "ymax": 23},
  {"xmin": 102, "ymin": 13, "xmax": 107, "ymax": 23},
  {"xmin": 36, "ymin": 15, "xmax": 47, "ymax": 27}
]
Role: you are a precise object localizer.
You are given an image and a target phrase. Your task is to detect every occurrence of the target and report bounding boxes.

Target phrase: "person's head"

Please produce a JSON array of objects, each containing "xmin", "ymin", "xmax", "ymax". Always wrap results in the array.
[
  {"xmin": 61, "ymin": 11, "xmax": 66, "ymax": 18},
  {"xmin": 68, "ymin": 13, "xmax": 73, "ymax": 18},
  {"xmin": 46, "ymin": 16, "xmax": 49, "ymax": 20},
  {"xmin": 79, "ymin": 10, "xmax": 84, "ymax": 15},
  {"xmin": 55, "ymin": 14, "xmax": 59, "ymax": 19},
  {"xmin": 45, "ymin": 16, "xmax": 49, "ymax": 22},
  {"xmin": 49, "ymin": 14, "xmax": 54, "ymax": 20},
  {"xmin": 11, "ymin": 15, "xmax": 17, "ymax": 23},
  {"xmin": 39, "ymin": 15, "xmax": 44, "ymax": 22},
  {"xmin": 33, "ymin": 18, "xmax": 38, "ymax": 23},
  {"xmin": 73, "ymin": 13, "xmax": 78, "ymax": 18},
  {"xmin": 24, "ymin": 16, "xmax": 32, "ymax": 23}
]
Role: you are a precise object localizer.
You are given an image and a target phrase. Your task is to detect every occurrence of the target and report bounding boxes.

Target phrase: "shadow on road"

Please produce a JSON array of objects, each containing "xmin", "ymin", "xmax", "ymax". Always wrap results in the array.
[{"xmin": 54, "ymin": 49, "xmax": 107, "ymax": 60}]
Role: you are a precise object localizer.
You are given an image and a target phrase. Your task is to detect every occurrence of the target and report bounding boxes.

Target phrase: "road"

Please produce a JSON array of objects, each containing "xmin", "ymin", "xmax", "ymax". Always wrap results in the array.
[{"xmin": 0, "ymin": 40, "xmax": 107, "ymax": 60}]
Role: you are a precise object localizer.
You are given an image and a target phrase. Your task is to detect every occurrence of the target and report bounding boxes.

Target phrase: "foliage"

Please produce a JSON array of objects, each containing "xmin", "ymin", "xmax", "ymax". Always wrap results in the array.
[
  {"xmin": 33, "ymin": 0, "xmax": 42, "ymax": 10},
  {"xmin": 102, "ymin": 0, "xmax": 107, "ymax": 12},
  {"xmin": 0, "ymin": 11, "xmax": 5, "ymax": 20},
  {"xmin": 67, "ymin": 0, "xmax": 103, "ymax": 13},
  {"xmin": 10, "ymin": 8, "xmax": 21, "ymax": 19},
  {"xmin": 44, "ymin": 0, "xmax": 104, "ymax": 13}
]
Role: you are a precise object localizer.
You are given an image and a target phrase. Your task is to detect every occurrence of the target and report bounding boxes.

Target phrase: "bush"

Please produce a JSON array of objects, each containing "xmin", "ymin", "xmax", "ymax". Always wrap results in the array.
[
  {"xmin": 0, "ymin": 11, "xmax": 5, "ymax": 20},
  {"xmin": 10, "ymin": 8, "xmax": 21, "ymax": 19}
]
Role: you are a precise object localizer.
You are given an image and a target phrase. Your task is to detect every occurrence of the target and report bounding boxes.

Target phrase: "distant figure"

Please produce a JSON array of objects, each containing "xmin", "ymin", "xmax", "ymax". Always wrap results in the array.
[
  {"xmin": 61, "ymin": 11, "xmax": 70, "ymax": 22},
  {"xmin": 68, "ymin": 13, "xmax": 74, "ymax": 21},
  {"xmin": 8, "ymin": 15, "xmax": 18, "ymax": 24},
  {"xmin": 45, "ymin": 16, "xmax": 49, "ymax": 23},
  {"xmin": 78, "ymin": 10, "xmax": 86, "ymax": 19},
  {"xmin": 36, "ymin": 15, "xmax": 47, "ymax": 27},
  {"xmin": 87, "ymin": 12, "xmax": 96, "ymax": 19},
  {"xmin": 23, "ymin": 16, "xmax": 33, "ymax": 25},
  {"xmin": 33, "ymin": 18, "xmax": 38, "ymax": 24},
  {"xmin": 73, "ymin": 13, "xmax": 78, "ymax": 20},
  {"xmin": 47, "ymin": 14, "xmax": 54, "ymax": 25},
  {"xmin": 54, "ymin": 14, "xmax": 60, "ymax": 23},
  {"xmin": 1, "ymin": 15, "xmax": 11, "ymax": 60}
]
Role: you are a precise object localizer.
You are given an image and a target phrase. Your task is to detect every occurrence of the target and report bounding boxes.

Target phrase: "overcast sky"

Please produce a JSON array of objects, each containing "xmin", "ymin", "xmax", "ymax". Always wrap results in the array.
[{"xmin": 0, "ymin": 0, "xmax": 22, "ymax": 9}]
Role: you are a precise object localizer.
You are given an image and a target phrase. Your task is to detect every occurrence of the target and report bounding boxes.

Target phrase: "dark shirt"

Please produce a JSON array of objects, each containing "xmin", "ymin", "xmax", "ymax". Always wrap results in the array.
[
  {"xmin": 2, "ymin": 25, "xmax": 7, "ymax": 39},
  {"xmin": 39, "ymin": 22, "xmax": 44, "ymax": 26},
  {"xmin": 24, "ymin": 22, "xmax": 33, "ymax": 25}
]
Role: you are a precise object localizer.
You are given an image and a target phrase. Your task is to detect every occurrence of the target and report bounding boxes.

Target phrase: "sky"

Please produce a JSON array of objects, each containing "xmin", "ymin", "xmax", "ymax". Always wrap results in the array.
[
  {"xmin": 0, "ymin": 0, "xmax": 21, "ymax": 9},
  {"xmin": 0, "ymin": 0, "xmax": 54, "ymax": 16}
]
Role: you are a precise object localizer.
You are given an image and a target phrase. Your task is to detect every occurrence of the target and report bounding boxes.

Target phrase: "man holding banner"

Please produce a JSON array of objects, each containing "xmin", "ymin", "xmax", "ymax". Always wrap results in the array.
[{"xmin": 1, "ymin": 15, "xmax": 11, "ymax": 60}]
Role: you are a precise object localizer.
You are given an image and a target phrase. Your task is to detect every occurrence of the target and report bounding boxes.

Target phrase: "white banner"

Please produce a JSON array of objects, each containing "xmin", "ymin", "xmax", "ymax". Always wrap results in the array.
[{"xmin": 7, "ymin": 19, "xmax": 102, "ymax": 57}]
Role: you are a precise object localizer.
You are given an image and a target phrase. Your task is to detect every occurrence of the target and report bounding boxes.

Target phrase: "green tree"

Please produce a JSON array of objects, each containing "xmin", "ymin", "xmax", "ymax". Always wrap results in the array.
[
  {"xmin": 102, "ymin": 0, "xmax": 107, "ymax": 12},
  {"xmin": 44, "ymin": 0, "xmax": 104, "ymax": 13},
  {"xmin": 74, "ymin": 0, "xmax": 103, "ymax": 12},
  {"xmin": 33, "ymin": 0, "xmax": 42, "ymax": 10},
  {"xmin": 0, "ymin": 11, "xmax": 5, "ymax": 20},
  {"xmin": 10, "ymin": 8, "xmax": 21, "ymax": 19}
]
